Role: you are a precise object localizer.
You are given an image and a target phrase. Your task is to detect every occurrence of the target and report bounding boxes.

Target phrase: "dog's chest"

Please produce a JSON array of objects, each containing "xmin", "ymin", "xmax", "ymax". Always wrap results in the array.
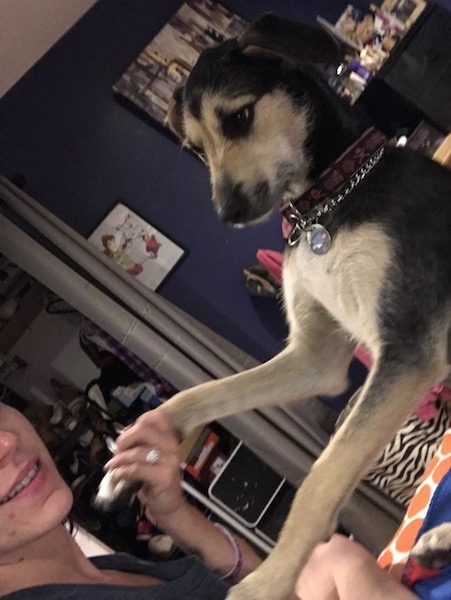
[{"xmin": 283, "ymin": 223, "xmax": 392, "ymax": 348}]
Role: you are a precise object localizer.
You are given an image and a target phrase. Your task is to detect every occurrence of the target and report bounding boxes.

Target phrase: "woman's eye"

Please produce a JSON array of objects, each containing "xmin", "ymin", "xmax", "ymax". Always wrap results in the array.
[{"xmin": 221, "ymin": 104, "xmax": 254, "ymax": 140}]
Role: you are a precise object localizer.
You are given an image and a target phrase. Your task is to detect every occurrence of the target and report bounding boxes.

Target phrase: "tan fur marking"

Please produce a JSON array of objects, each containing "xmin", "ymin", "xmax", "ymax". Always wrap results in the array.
[
  {"xmin": 183, "ymin": 89, "xmax": 311, "ymax": 216},
  {"xmin": 284, "ymin": 223, "xmax": 391, "ymax": 353}
]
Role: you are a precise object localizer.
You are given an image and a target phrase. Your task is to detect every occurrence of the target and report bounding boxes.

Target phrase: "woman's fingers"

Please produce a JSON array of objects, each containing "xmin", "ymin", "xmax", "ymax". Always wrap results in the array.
[
  {"xmin": 104, "ymin": 410, "xmax": 181, "ymax": 490},
  {"xmin": 102, "ymin": 408, "xmax": 186, "ymax": 519},
  {"xmin": 105, "ymin": 445, "xmax": 178, "ymax": 473}
]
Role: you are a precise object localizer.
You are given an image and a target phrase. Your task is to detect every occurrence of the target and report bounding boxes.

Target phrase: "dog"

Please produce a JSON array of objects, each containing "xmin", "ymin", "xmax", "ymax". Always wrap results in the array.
[{"xmin": 98, "ymin": 14, "xmax": 451, "ymax": 600}]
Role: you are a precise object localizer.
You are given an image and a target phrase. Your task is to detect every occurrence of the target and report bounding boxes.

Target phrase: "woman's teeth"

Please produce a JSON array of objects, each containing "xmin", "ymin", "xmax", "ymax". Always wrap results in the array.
[{"xmin": 0, "ymin": 463, "xmax": 39, "ymax": 504}]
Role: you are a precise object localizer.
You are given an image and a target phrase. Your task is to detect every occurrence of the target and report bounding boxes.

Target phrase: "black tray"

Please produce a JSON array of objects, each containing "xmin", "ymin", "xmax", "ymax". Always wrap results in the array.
[
  {"xmin": 208, "ymin": 442, "xmax": 284, "ymax": 527},
  {"xmin": 256, "ymin": 482, "xmax": 296, "ymax": 544}
]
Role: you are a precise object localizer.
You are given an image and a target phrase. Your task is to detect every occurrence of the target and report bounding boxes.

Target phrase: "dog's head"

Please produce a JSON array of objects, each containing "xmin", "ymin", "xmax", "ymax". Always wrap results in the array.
[{"xmin": 166, "ymin": 14, "xmax": 338, "ymax": 225}]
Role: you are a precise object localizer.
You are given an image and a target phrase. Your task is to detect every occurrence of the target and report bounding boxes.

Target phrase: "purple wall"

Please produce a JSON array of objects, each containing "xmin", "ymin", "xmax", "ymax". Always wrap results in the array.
[{"xmin": 0, "ymin": 1, "xmax": 448, "ymax": 364}]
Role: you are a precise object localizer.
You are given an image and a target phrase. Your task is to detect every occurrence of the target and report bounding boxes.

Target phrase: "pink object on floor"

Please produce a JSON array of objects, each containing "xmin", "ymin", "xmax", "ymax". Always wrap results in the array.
[
  {"xmin": 354, "ymin": 346, "xmax": 451, "ymax": 420},
  {"xmin": 354, "ymin": 345, "xmax": 372, "ymax": 368},
  {"xmin": 256, "ymin": 249, "xmax": 283, "ymax": 285}
]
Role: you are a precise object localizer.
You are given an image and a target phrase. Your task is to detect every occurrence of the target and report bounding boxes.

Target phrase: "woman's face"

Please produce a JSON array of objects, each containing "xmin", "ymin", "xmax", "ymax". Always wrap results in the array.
[{"xmin": 0, "ymin": 403, "xmax": 73, "ymax": 555}]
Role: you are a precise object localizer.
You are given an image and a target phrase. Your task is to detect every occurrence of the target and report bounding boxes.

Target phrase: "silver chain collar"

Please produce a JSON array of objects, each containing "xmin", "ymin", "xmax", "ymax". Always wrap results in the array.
[{"xmin": 287, "ymin": 146, "xmax": 385, "ymax": 247}]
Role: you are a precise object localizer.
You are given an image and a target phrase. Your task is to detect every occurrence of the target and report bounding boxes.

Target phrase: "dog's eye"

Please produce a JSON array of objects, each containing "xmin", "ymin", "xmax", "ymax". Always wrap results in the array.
[{"xmin": 221, "ymin": 104, "xmax": 254, "ymax": 140}]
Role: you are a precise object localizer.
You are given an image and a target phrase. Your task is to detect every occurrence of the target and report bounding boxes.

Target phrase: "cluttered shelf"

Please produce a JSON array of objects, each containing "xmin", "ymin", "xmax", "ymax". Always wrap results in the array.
[
  {"xmin": 317, "ymin": 1, "xmax": 429, "ymax": 105},
  {"xmin": 319, "ymin": 2, "xmax": 451, "ymax": 136}
]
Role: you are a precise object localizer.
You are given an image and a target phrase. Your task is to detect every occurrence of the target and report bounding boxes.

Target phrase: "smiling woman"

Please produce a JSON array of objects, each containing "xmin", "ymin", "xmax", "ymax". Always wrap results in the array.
[
  {"xmin": 0, "ymin": 403, "xmax": 73, "ymax": 559},
  {"xmin": 0, "ymin": 403, "xmax": 261, "ymax": 599},
  {"xmin": 0, "ymin": 462, "xmax": 40, "ymax": 505},
  {"xmin": 0, "ymin": 396, "xmax": 428, "ymax": 600}
]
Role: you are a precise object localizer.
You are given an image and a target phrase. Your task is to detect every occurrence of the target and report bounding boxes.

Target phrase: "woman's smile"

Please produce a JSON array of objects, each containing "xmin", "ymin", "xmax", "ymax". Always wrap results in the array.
[{"xmin": 0, "ymin": 459, "xmax": 45, "ymax": 505}]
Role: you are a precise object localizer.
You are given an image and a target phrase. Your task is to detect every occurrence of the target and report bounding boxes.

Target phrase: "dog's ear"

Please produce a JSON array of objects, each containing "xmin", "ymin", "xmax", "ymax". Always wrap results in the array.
[
  {"xmin": 237, "ymin": 14, "xmax": 339, "ymax": 65},
  {"xmin": 165, "ymin": 86, "xmax": 185, "ymax": 140}
]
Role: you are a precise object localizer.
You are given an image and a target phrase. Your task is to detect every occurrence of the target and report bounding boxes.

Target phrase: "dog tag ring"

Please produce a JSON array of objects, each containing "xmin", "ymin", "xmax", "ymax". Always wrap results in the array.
[{"xmin": 306, "ymin": 224, "xmax": 331, "ymax": 254}]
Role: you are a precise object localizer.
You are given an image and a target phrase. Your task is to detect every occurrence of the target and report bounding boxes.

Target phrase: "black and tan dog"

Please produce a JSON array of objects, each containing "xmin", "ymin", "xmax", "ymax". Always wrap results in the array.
[{"xmin": 101, "ymin": 14, "xmax": 451, "ymax": 600}]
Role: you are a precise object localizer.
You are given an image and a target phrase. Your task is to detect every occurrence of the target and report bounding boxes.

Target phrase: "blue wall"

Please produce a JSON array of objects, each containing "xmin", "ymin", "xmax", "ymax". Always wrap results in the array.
[{"xmin": 0, "ymin": 1, "xmax": 448, "ymax": 363}]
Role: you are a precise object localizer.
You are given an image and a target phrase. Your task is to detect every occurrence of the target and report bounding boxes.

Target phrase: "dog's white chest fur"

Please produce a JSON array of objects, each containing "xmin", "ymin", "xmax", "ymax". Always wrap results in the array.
[{"xmin": 283, "ymin": 223, "xmax": 391, "ymax": 352}]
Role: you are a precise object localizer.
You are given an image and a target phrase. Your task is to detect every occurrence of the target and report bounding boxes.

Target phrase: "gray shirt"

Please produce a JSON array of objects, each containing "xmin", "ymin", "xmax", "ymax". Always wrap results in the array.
[{"xmin": 1, "ymin": 553, "xmax": 229, "ymax": 599}]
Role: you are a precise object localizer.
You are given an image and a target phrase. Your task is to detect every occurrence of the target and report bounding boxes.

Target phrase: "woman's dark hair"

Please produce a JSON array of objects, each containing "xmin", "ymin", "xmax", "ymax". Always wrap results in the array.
[{"xmin": 63, "ymin": 516, "xmax": 78, "ymax": 536}]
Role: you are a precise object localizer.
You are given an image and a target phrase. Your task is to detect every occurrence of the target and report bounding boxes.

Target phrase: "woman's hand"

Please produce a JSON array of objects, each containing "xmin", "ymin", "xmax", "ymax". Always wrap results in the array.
[
  {"xmin": 105, "ymin": 409, "xmax": 262, "ymax": 580},
  {"xmin": 104, "ymin": 409, "xmax": 185, "ymax": 523}
]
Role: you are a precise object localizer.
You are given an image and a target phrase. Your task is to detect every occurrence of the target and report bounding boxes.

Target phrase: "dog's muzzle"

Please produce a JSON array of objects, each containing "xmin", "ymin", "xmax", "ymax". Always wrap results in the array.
[{"xmin": 215, "ymin": 178, "xmax": 272, "ymax": 225}]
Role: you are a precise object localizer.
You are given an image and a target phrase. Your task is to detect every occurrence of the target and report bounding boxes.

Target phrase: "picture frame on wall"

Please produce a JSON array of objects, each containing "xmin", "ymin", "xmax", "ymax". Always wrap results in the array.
[
  {"xmin": 380, "ymin": 0, "xmax": 427, "ymax": 28},
  {"xmin": 113, "ymin": 0, "xmax": 246, "ymax": 129},
  {"xmin": 89, "ymin": 202, "xmax": 185, "ymax": 291}
]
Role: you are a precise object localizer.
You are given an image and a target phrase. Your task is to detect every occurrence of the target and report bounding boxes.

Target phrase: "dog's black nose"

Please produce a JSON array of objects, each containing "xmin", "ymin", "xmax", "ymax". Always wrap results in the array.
[
  {"xmin": 219, "ymin": 181, "xmax": 271, "ymax": 225},
  {"xmin": 216, "ymin": 182, "xmax": 251, "ymax": 224},
  {"xmin": 216, "ymin": 179, "xmax": 271, "ymax": 225},
  {"xmin": 221, "ymin": 205, "xmax": 248, "ymax": 224}
]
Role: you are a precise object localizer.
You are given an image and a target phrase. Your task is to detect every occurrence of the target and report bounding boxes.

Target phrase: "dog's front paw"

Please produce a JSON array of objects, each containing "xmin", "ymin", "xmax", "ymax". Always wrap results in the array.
[
  {"xmin": 162, "ymin": 387, "xmax": 216, "ymax": 439},
  {"xmin": 411, "ymin": 523, "xmax": 451, "ymax": 568},
  {"xmin": 226, "ymin": 571, "xmax": 291, "ymax": 600},
  {"xmin": 226, "ymin": 577, "xmax": 265, "ymax": 600}
]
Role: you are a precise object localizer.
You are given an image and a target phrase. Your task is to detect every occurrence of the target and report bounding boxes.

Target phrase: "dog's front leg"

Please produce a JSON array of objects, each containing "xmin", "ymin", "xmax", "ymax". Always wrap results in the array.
[
  {"xmin": 95, "ymin": 299, "xmax": 353, "ymax": 511},
  {"xmin": 161, "ymin": 300, "xmax": 354, "ymax": 438},
  {"xmin": 226, "ymin": 360, "xmax": 446, "ymax": 600}
]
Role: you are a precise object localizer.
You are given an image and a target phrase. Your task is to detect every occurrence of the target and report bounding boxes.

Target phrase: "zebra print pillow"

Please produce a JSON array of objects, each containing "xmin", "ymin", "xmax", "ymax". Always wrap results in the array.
[{"xmin": 336, "ymin": 392, "xmax": 451, "ymax": 507}]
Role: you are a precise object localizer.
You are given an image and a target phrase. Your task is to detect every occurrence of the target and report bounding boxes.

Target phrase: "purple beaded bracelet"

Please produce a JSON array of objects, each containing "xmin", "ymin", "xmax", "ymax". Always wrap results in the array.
[{"xmin": 214, "ymin": 523, "xmax": 243, "ymax": 582}]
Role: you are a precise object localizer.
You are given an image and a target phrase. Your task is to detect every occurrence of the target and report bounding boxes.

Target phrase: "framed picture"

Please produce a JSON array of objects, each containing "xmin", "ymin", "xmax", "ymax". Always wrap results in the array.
[
  {"xmin": 381, "ymin": 0, "xmax": 427, "ymax": 27},
  {"xmin": 89, "ymin": 202, "xmax": 185, "ymax": 291},
  {"xmin": 113, "ymin": 0, "xmax": 247, "ymax": 128}
]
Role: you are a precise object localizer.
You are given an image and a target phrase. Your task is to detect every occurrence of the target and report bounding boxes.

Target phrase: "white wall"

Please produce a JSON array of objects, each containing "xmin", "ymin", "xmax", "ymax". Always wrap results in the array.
[
  {"xmin": 4, "ymin": 309, "xmax": 99, "ymax": 405},
  {"xmin": 0, "ymin": 0, "xmax": 97, "ymax": 98}
]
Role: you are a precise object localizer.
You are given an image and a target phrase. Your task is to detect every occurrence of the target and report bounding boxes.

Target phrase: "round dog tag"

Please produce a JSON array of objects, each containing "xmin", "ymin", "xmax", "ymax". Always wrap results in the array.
[{"xmin": 307, "ymin": 224, "xmax": 331, "ymax": 255}]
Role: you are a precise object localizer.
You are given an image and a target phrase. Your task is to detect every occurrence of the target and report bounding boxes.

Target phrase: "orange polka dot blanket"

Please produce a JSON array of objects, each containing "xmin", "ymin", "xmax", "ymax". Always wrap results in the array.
[{"xmin": 378, "ymin": 429, "xmax": 451, "ymax": 598}]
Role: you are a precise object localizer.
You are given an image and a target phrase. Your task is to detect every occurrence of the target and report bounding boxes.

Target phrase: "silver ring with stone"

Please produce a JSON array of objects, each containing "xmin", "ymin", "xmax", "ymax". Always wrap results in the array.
[{"xmin": 145, "ymin": 448, "xmax": 161, "ymax": 465}]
